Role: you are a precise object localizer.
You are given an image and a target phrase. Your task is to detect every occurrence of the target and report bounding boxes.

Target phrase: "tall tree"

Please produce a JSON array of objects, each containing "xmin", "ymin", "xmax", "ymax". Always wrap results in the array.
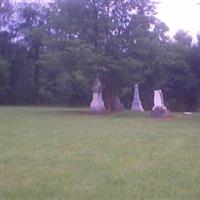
[{"xmin": 16, "ymin": 2, "xmax": 48, "ymax": 104}]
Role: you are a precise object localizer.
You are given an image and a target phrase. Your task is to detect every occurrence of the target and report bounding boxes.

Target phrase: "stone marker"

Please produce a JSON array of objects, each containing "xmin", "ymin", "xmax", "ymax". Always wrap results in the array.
[
  {"xmin": 151, "ymin": 90, "xmax": 169, "ymax": 118},
  {"xmin": 89, "ymin": 77, "xmax": 105, "ymax": 114},
  {"xmin": 152, "ymin": 90, "xmax": 165, "ymax": 109},
  {"xmin": 112, "ymin": 96, "xmax": 124, "ymax": 112},
  {"xmin": 131, "ymin": 84, "xmax": 144, "ymax": 111}
]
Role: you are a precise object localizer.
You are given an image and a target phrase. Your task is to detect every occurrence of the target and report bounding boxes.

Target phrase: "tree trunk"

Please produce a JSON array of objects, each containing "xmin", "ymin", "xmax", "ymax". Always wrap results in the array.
[{"xmin": 34, "ymin": 63, "xmax": 40, "ymax": 104}]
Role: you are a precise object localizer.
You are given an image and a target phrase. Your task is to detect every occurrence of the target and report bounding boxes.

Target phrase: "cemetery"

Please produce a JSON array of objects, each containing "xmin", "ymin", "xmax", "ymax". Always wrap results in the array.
[
  {"xmin": 2, "ymin": 79, "xmax": 200, "ymax": 199},
  {"xmin": 1, "ymin": 0, "xmax": 200, "ymax": 199},
  {"xmin": 2, "ymin": 76, "xmax": 200, "ymax": 199},
  {"xmin": 89, "ymin": 78, "xmax": 170, "ymax": 118}
]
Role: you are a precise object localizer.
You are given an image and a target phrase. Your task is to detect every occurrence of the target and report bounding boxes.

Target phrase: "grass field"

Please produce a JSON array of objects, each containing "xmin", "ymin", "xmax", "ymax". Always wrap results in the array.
[{"xmin": 1, "ymin": 106, "xmax": 200, "ymax": 200}]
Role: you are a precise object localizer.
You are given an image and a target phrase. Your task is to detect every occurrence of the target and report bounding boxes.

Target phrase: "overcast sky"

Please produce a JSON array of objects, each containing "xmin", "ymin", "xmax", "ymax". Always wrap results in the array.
[{"xmin": 156, "ymin": 0, "xmax": 200, "ymax": 39}]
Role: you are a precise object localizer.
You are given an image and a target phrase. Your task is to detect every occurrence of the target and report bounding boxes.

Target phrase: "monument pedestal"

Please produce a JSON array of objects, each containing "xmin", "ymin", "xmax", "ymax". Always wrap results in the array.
[
  {"xmin": 90, "ymin": 93, "xmax": 105, "ymax": 113},
  {"xmin": 151, "ymin": 106, "xmax": 170, "ymax": 118},
  {"xmin": 89, "ymin": 77, "xmax": 105, "ymax": 114}
]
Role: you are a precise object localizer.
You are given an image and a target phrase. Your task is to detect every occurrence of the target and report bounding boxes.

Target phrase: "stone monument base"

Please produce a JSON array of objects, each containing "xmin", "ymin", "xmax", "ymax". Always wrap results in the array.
[
  {"xmin": 151, "ymin": 106, "xmax": 170, "ymax": 118},
  {"xmin": 131, "ymin": 103, "xmax": 144, "ymax": 112},
  {"xmin": 89, "ymin": 107, "xmax": 106, "ymax": 114}
]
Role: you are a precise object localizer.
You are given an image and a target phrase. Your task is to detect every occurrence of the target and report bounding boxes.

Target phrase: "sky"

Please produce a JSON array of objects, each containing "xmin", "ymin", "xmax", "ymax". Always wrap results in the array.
[{"xmin": 156, "ymin": 0, "xmax": 200, "ymax": 39}]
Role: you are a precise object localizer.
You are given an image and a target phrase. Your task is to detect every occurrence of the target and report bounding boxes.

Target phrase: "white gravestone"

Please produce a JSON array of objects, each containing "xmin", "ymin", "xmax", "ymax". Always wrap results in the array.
[
  {"xmin": 90, "ymin": 77, "xmax": 105, "ymax": 113},
  {"xmin": 131, "ymin": 84, "xmax": 144, "ymax": 111},
  {"xmin": 152, "ymin": 90, "xmax": 167, "ymax": 111}
]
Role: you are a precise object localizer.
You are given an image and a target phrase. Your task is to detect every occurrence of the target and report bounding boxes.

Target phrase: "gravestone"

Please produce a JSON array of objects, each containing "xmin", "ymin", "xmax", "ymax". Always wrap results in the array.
[
  {"xmin": 131, "ymin": 84, "xmax": 144, "ymax": 111},
  {"xmin": 106, "ymin": 94, "xmax": 124, "ymax": 112},
  {"xmin": 151, "ymin": 90, "xmax": 169, "ymax": 118},
  {"xmin": 112, "ymin": 96, "xmax": 124, "ymax": 112},
  {"xmin": 89, "ymin": 77, "xmax": 106, "ymax": 114}
]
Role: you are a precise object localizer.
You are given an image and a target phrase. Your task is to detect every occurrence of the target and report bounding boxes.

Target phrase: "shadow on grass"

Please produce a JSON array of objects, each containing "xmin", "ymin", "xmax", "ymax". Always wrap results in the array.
[
  {"xmin": 35, "ymin": 107, "xmax": 195, "ymax": 120},
  {"xmin": 107, "ymin": 111, "xmax": 150, "ymax": 119},
  {"xmin": 39, "ymin": 108, "xmax": 152, "ymax": 119},
  {"xmin": 39, "ymin": 108, "xmax": 89, "ymax": 116}
]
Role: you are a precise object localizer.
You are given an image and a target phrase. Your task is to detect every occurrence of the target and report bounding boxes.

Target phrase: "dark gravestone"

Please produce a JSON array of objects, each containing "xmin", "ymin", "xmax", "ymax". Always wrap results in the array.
[
  {"xmin": 106, "ymin": 94, "xmax": 124, "ymax": 112},
  {"xmin": 113, "ymin": 96, "xmax": 124, "ymax": 112}
]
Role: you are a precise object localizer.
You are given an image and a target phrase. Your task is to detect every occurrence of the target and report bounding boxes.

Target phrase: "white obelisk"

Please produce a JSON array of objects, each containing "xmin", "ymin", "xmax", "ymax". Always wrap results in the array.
[{"xmin": 131, "ymin": 84, "xmax": 144, "ymax": 111}]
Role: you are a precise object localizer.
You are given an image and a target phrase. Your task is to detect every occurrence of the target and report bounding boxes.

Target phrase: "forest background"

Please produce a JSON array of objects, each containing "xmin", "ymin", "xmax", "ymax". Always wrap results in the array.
[{"xmin": 0, "ymin": 0, "xmax": 200, "ymax": 111}]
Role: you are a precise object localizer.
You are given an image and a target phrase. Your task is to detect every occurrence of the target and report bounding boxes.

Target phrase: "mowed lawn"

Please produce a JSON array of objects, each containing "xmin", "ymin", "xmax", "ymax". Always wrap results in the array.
[{"xmin": 1, "ymin": 107, "xmax": 200, "ymax": 200}]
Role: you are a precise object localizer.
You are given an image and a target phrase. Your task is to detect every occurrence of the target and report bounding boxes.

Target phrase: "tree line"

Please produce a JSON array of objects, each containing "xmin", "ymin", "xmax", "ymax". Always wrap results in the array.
[{"xmin": 0, "ymin": 0, "xmax": 200, "ymax": 111}]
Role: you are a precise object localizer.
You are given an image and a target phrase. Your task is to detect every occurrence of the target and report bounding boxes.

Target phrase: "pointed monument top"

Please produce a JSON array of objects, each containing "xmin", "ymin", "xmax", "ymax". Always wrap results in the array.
[
  {"xmin": 134, "ymin": 83, "xmax": 139, "ymax": 88},
  {"xmin": 92, "ymin": 77, "xmax": 102, "ymax": 93}
]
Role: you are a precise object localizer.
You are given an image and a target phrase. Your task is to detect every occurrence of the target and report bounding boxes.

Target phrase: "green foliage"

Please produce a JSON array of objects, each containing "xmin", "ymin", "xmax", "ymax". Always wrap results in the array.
[
  {"xmin": 0, "ymin": 56, "xmax": 9, "ymax": 103},
  {"xmin": 0, "ymin": 0, "xmax": 199, "ymax": 110}
]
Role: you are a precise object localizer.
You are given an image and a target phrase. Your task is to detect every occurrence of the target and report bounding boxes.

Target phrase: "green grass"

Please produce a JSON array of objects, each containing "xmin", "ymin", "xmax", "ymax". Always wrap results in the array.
[{"xmin": 1, "ymin": 106, "xmax": 200, "ymax": 200}]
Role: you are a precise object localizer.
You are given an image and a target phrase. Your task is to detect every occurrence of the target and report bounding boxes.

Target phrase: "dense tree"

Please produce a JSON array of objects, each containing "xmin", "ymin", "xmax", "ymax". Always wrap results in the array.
[
  {"xmin": 0, "ymin": 0, "xmax": 199, "ymax": 111},
  {"xmin": 16, "ymin": 3, "xmax": 50, "ymax": 104}
]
